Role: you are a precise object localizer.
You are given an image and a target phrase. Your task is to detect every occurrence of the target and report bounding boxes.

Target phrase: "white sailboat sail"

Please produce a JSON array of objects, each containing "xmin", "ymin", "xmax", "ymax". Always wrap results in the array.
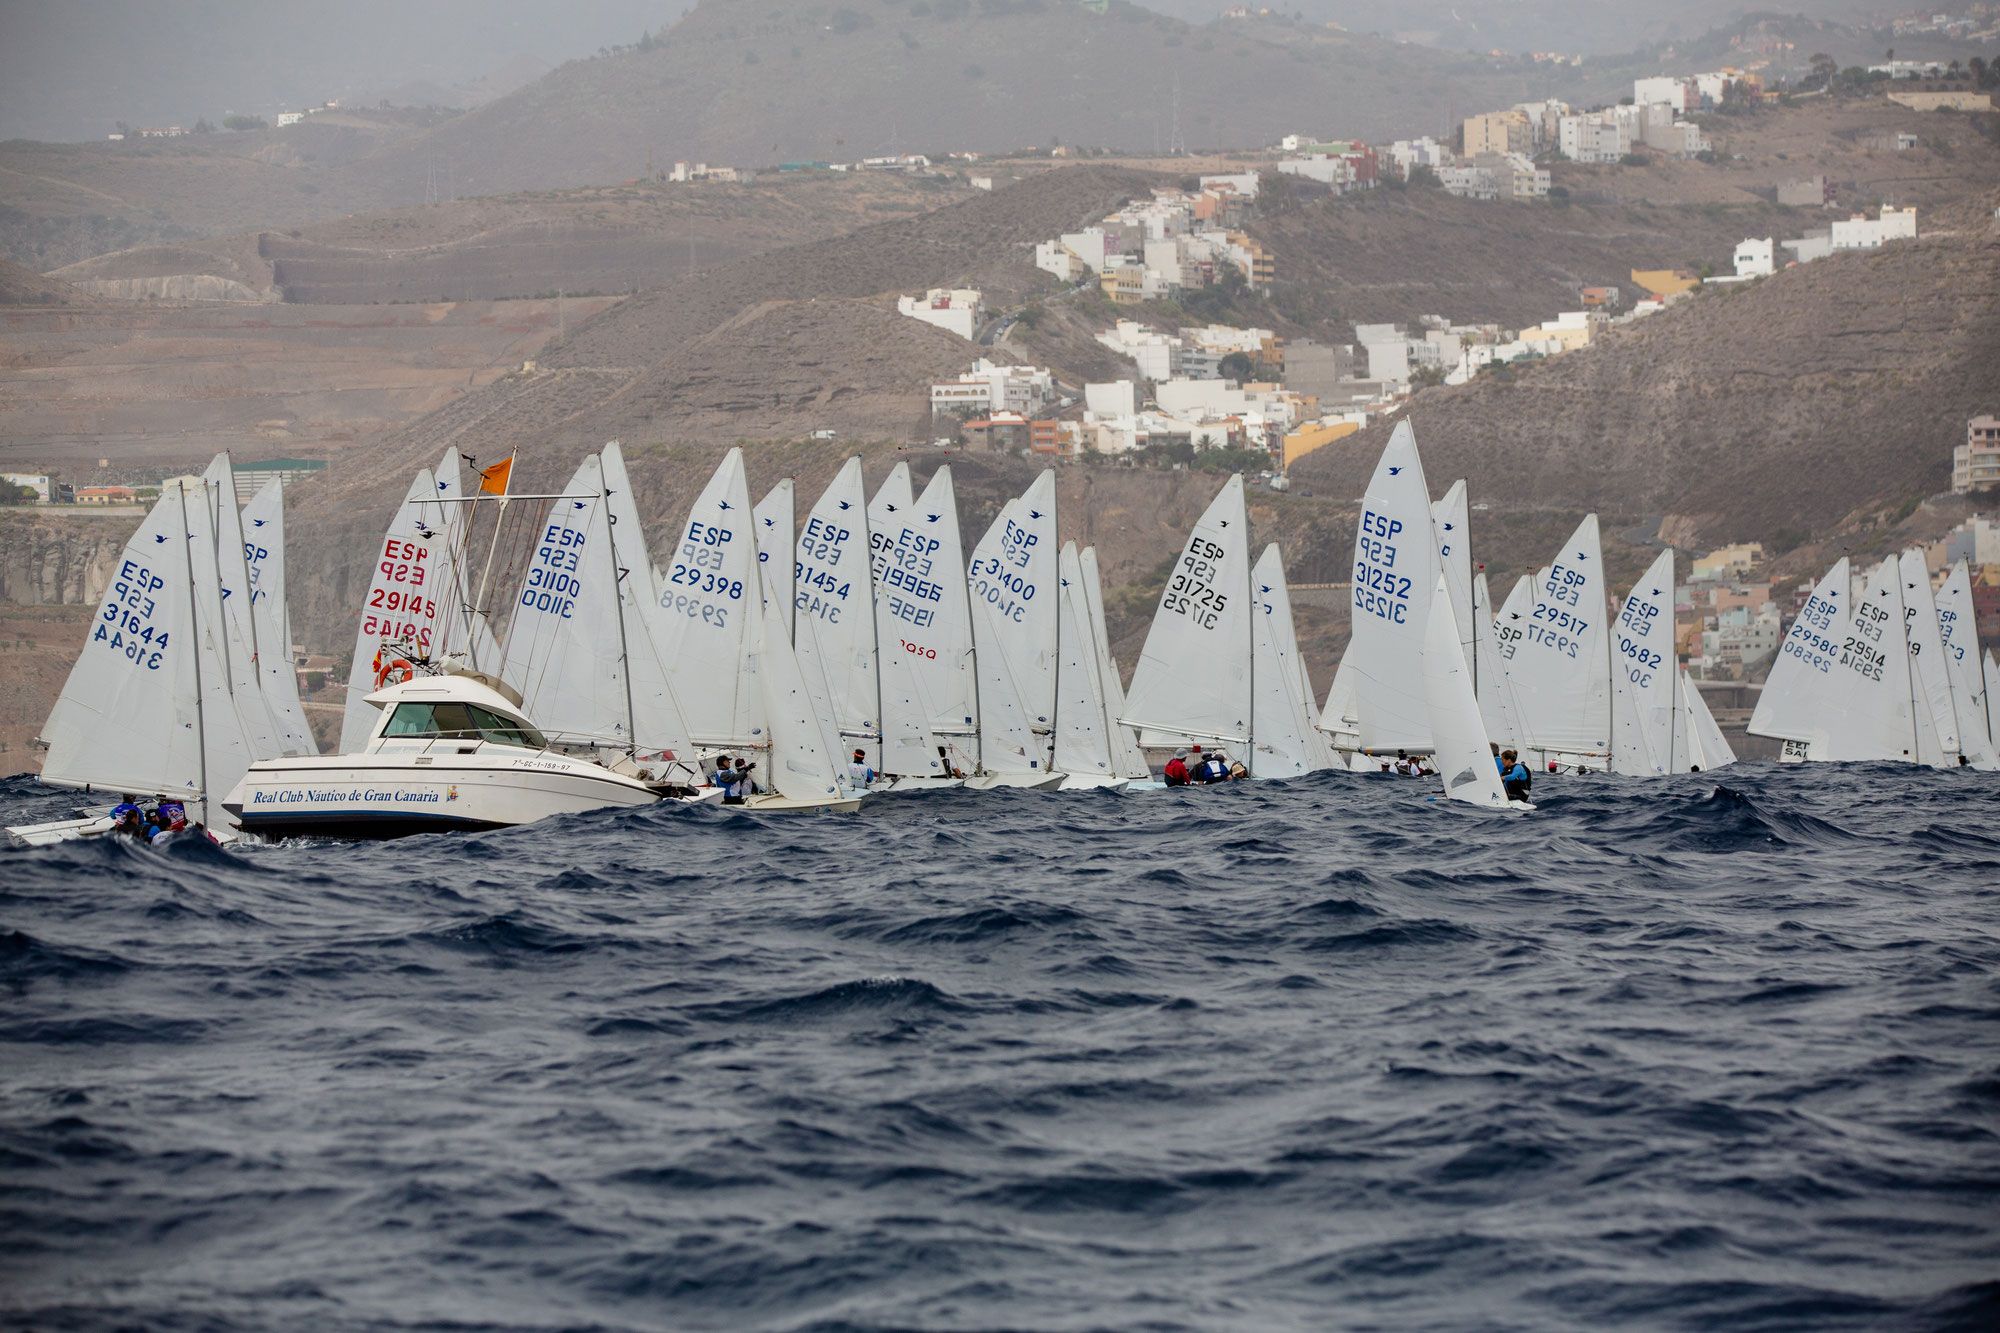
[
  {"xmin": 1935, "ymin": 561, "xmax": 1995, "ymax": 767},
  {"xmin": 338, "ymin": 468, "xmax": 460, "ymax": 753},
  {"xmin": 40, "ymin": 493, "xmax": 212, "ymax": 809},
  {"xmin": 1987, "ymin": 651, "xmax": 2000, "ymax": 750},
  {"xmin": 1320, "ymin": 659, "xmax": 1361, "ymax": 751},
  {"xmin": 654, "ymin": 448, "xmax": 762, "ymax": 747},
  {"xmin": 1749, "ymin": 559, "xmax": 1848, "ymax": 755},
  {"xmin": 594, "ymin": 445, "xmax": 700, "ymax": 766},
  {"xmin": 1822, "ymin": 555, "xmax": 1926, "ymax": 763},
  {"xmin": 1332, "ymin": 420, "xmax": 1439, "ymax": 751},
  {"xmin": 1252, "ymin": 544, "xmax": 1335, "ymax": 776},
  {"xmin": 429, "ymin": 446, "xmax": 499, "ymax": 669},
  {"xmin": 1080, "ymin": 546, "xmax": 1152, "ymax": 780},
  {"xmin": 1054, "ymin": 542, "xmax": 1118, "ymax": 778},
  {"xmin": 1507, "ymin": 515, "xmax": 1611, "ymax": 763},
  {"xmin": 910, "ymin": 466, "xmax": 978, "ymax": 772},
  {"xmin": 1432, "ymin": 479, "xmax": 1475, "ymax": 671},
  {"xmin": 1472, "ymin": 571, "xmax": 1522, "ymax": 749},
  {"xmin": 982, "ymin": 471, "xmax": 1061, "ymax": 738},
  {"xmin": 1680, "ymin": 672, "xmax": 1736, "ymax": 770},
  {"xmin": 501, "ymin": 455, "xmax": 694, "ymax": 758},
  {"xmin": 967, "ymin": 499, "xmax": 1048, "ymax": 774},
  {"xmin": 794, "ymin": 458, "xmax": 879, "ymax": 768},
  {"xmin": 240, "ymin": 478, "xmax": 316, "ymax": 756},
  {"xmin": 1121, "ymin": 474, "xmax": 1253, "ymax": 748},
  {"xmin": 1422, "ymin": 575, "xmax": 1513, "ymax": 809},
  {"xmin": 754, "ymin": 478, "xmax": 796, "ymax": 643},
  {"xmin": 200, "ymin": 455, "xmax": 285, "ymax": 761},
  {"xmin": 1609, "ymin": 548, "xmax": 1677, "ymax": 775},
  {"xmin": 1900, "ymin": 549, "xmax": 1961, "ymax": 765},
  {"xmin": 751, "ymin": 601, "xmax": 846, "ymax": 803},
  {"xmin": 869, "ymin": 462, "xmax": 945, "ymax": 777}
]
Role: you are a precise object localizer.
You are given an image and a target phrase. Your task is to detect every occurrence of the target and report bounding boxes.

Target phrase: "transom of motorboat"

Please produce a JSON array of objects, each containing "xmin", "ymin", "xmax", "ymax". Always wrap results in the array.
[{"xmin": 226, "ymin": 668, "xmax": 713, "ymax": 840}]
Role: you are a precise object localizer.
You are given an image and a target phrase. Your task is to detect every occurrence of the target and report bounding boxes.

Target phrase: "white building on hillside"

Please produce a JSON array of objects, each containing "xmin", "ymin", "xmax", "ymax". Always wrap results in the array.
[
  {"xmin": 1558, "ymin": 115, "xmax": 1630, "ymax": 163},
  {"xmin": 931, "ymin": 359, "xmax": 1054, "ymax": 415},
  {"xmin": 1034, "ymin": 240, "xmax": 1086, "ymax": 282},
  {"xmin": 898, "ymin": 288, "xmax": 984, "ymax": 340},
  {"xmin": 1830, "ymin": 206, "xmax": 1917, "ymax": 251},
  {"xmin": 1633, "ymin": 76, "xmax": 1691, "ymax": 111}
]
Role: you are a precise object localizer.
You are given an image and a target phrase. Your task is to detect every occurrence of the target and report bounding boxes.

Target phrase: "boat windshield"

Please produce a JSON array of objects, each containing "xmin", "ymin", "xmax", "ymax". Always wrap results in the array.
[{"xmin": 380, "ymin": 702, "xmax": 549, "ymax": 749}]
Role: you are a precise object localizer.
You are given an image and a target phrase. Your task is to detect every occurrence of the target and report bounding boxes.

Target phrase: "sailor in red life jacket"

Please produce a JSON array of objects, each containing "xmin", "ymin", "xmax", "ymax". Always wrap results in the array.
[{"xmin": 1163, "ymin": 748, "xmax": 1191, "ymax": 786}]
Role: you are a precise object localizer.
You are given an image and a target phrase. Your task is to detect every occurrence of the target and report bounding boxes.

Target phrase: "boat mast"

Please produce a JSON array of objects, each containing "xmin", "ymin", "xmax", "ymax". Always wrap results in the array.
[
  {"xmin": 867, "ymin": 475, "xmax": 885, "ymax": 775},
  {"xmin": 176, "ymin": 483, "xmax": 211, "ymax": 815},
  {"xmin": 1244, "ymin": 483, "xmax": 1255, "ymax": 779},
  {"xmin": 600, "ymin": 480, "xmax": 639, "ymax": 752}
]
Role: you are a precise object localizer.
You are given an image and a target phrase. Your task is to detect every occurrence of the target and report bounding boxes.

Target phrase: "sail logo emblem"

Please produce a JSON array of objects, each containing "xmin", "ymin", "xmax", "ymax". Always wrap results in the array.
[{"xmin": 446, "ymin": 785, "xmax": 459, "ymax": 802}]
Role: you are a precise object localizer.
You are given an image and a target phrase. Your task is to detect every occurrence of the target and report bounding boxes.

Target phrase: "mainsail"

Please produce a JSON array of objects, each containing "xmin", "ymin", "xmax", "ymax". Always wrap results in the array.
[
  {"xmin": 1121, "ymin": 474, "xmax": 1253, "ymax": 748},
  {"xmin": 654, "ymin": 448, "xmax": 763, "ymax": 747},
  {"xmin": 1252, "ymin": 544, "xmax": 1335, "ymax": 776},
  {"xmin": 338, "ymin": 468, "xmax": 460, "ymax": 752},
  {"xmin": 754, "ymin": 478, "xmax": 796, "ymax": 643},
  {"xmin": 1506, "ymin": 516, "xmax": 1610, "ymax": 761},
  {"xmin": 1900, "ymin": 549, "xmax": 1961, "ymax": 765},
  {"xmin": 1609, "ymin": 549, "xmax": 1677, "ymax": 775},
  {"xmin": 1332, "ymin": 421, "xmax": 1439, "ymax": 751},
  {"xmin": 1935, "ymin": 561, "xmax": 1997, "ymax": 767},
  {"xmin": 793, "ymin": 458, "xmax": 879, "ymax": 767},
  {"xmin": 1079, "ymin": 546, "xmax": 1152, "ymax": 780},
  {"xmin": 240, "ymin": 478, "xmax": 316, "ymax": 756},
  {"xmin": 869, "ymin": 463, "xmax": 944, "ymax": 776},
  {"xmin": 1053, "ymin": 542, "xmax": 1118, "ymax": 778},
  {"xmin": 967, "ymin": 499, "xmax": 1048, "ymax": 774}
]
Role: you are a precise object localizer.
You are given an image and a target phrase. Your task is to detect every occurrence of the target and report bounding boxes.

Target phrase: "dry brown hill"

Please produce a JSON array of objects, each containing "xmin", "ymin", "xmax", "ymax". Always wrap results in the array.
[
  {"xmin": 1290, "ymin": 218, "xmax": 2000, "ymax": 547},
  {"xmin": 287, "ymin": 0, "xmax": 1630, "ymax": 202},
  {"xmin": 42, "ymin": 172, "xmax": 974, "ymax": 303},
  {"xmin": 0, "ymin": 257, "xmax": 94, "ymax": 305}
]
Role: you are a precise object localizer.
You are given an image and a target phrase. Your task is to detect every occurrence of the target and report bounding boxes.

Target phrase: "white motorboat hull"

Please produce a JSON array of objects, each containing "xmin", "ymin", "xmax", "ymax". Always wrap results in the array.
[
  {"xmin": 963, "ymin": 772, "xmax": 1066, "ymax": 792},
  {"xmin": 224, "ymin": 751, "xmax": 667, "ymax": 840}
]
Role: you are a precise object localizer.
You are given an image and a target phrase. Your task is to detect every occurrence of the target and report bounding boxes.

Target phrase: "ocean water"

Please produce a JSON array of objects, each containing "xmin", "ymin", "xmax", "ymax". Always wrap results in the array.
[{"xmin": 2, "ymin": 765, "xmax": 1997, "ymax": 1333}]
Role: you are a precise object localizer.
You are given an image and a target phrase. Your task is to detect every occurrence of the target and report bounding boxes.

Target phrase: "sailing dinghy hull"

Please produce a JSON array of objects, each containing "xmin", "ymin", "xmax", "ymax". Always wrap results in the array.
[
  {"xmin": 224, "ymin": 752, "xmax": 683, "ymax": 840},
  {"xmin": 963, "ymin": 773, "xmax": 1066, "ymax": 792}
]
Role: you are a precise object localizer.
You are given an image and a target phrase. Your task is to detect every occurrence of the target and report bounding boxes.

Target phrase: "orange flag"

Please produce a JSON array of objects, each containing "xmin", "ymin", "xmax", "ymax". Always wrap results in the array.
[{"xmin": 478, "ymin": 454, "xmax": 514, "ymax": 496}]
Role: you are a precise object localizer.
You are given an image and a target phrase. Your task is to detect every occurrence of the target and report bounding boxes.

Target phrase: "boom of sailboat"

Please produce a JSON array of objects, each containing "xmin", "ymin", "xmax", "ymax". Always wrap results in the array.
[{"xmin": 10, "ymin": 422, "xmax": 1991, "ymax": 845}]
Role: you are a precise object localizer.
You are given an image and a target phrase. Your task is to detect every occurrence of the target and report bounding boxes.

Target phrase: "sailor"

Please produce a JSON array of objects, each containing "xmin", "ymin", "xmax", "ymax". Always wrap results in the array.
[
  {"xmin": 1501, "ymin": 750, "xmax": 1532, "ymax": 802},
  {"xmin": 143, "ymin": 809, "xmax": 170, "ymax": 842},
  {"xmin": 719, "ymin": 758, "xmax": 755, "ymax": 805},
  {"xmin": 847, "ymin": 748, "xmax": 877, "ymax": 787},
  {"xmin": 1393, "ymin": 749, "xmax": 1419, "ymax": 776},
  {"xmin": 1225, "ymin": 751, "xmax": 1248, "ymax": 781},
  {"xmin": 937, "ymin": 746, "xmax": 966, "ymax": 780},
  {"xmin": 1163, "ymin": 748, "xmax": 1191, "ymax": 786},
  {"xmin": 157, "ymin": 801, "xmax": 187, "ymax": 832},
  {"xmin": 1492, "ymin": 742, "xmax": 1505, "ymax": 777},
  {"xmin": 109, "ymin": 804, "xmax": 146, "ymax": 839},
  {"xmin": 1197, "ymin": 748, "xmax": 1232, "ymax": 784}
]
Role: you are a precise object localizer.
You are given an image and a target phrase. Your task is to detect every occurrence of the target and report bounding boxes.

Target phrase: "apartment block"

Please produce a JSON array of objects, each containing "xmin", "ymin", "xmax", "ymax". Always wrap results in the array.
[{"xmin": 1955, "ymin": 415, "xmax": 2000, "ymax": 493}]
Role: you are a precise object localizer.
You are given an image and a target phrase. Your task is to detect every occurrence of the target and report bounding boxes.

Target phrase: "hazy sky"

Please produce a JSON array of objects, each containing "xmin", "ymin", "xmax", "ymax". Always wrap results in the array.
[{"xmin": 0, "ymin": 0, "xmax": 1880, "ymax": 143}]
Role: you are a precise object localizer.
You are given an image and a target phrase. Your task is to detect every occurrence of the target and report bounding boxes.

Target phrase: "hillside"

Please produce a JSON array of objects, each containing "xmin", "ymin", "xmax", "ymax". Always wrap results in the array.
[
  {"xmin": 0, "ymin": 257, "xmax": 94, "ymax": 305},
  {"xmin": 41, "ymin": 171, "xmax": 972, "ymax": 302},
  {"xmin": 1290, "ymin": 214, "xmax": 2000, "ymax": 546},
  {"xmin": 316, "ymin": 0, "xmax": 1630, "ymax": 198}
]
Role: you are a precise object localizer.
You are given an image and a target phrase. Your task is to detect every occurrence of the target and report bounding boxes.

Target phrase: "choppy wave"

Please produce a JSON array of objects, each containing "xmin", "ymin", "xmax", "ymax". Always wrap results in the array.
[{"xmin": 2, "ymin": 764, "xmax": 1998, "ymax": 1332}]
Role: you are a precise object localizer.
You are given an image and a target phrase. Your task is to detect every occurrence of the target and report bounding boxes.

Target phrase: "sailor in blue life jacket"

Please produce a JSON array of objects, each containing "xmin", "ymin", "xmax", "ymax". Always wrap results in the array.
[
  {"xmin": 109, "ymin": 803, "xmax": 146, "ymax": 839},
  {"xmin": 1500, "ymin": 749, "xmax": 1532, "ymax": 802},
  {"xmin": 719, "ymin": 757, "xmax": 756, "ymax": 804},
  {"xmin": 1195, "ymin": 747, "xmax": 1232, "ymax": 784},
  {"xmin": 848, "ymin": 748, "xmax": 877, "ymax": 787}
]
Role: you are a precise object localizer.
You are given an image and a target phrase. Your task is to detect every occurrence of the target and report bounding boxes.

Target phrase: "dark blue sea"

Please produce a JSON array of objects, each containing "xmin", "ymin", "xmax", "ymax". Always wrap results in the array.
[{"xmin": 3, "ymin": 765, "xmax": 1998, "ymax": 1332}]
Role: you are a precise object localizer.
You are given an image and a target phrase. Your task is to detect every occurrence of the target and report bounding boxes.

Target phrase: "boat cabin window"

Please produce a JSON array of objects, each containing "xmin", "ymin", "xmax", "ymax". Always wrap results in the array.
[
  {"xmin": 379, "ymin": 700, "xmax": 547, "ymax": 749},
  {"xmin": 467, "ymin": 705, "xmax": 547, "ymax": 750}
]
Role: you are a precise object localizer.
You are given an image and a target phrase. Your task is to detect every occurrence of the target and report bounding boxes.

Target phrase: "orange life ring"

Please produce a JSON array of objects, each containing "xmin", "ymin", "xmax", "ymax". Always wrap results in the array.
[{"xmin": 375, "ymin": 657, "xmax": 416, "ymax": 689}]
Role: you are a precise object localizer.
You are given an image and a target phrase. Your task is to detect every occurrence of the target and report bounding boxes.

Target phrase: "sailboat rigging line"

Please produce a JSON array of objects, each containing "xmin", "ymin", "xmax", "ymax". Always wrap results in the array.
[{"xmin": 1245, "ymin": 502, "xmax": 1254, "ymax": 780}]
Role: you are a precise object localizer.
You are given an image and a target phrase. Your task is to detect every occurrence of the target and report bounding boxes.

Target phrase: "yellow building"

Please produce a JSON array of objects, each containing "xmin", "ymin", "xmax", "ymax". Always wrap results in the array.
[
  {"xmin": 1631, "ymin": 268, "xmax": 1700, "ymax": 298},
  {"xmin": 1282, "ymin": 419, "xmax": 1360, "ymax": 470},
  {"xmin": 1100, "ymin": 267, "xmax": 1144, "ymax": 305},
  {"xmin": 1463, "ymin": 109, "xmax": 1532, "ymax": 156},
  {"xmin": 1692, "ymin": 542, "xmax": 1765, "ymax": 581}
]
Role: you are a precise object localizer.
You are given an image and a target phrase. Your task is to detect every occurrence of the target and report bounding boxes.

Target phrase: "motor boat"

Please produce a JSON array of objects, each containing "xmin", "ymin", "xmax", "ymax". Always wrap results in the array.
[{"xmin": 225, "ymin": 669, "xmax": 719, "ymax": 839}]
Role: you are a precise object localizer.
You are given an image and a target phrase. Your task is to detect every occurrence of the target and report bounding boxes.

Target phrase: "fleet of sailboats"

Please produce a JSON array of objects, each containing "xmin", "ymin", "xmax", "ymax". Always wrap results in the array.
[{"xmin": 12, "ymin": 421, "xmax": 1993, "ymax": 845}]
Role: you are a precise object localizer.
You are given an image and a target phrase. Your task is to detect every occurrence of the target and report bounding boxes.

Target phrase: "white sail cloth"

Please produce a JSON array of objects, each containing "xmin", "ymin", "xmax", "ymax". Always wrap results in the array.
[
  {"xmin": 653, "ymin": 448, "xmax": 763, "ymax": 748},
  {"xmin": 870, "ymin": 462, "xmax": 945, "ymax": 777},
  {"xmin": 1609, "ymin": 549, "xmax": 1677, "ymax": 775},
  {"xmin": 1252, "ymin": 544, "xmax": 1336, "ymax": 776},
  {"xmin": 1122, "ymin": 474, "xmax": 1253, "ymax": 748},
  {"xmin": 794, "ymin": 458, "xmax": 879, "ymax": 768},
  {"xmin": 1422, "ymin": 575, "xmax": 1513, "ymax": 809},
  {"xmin": 754, "ymin": 478, "xmax": 796, "ymax": 643},
  {"xmin": 1506, "ymin": 515, "xmax": 1610, "ymax": 761},
  {"xmin": 1330, "ymin": 420, "xmax": 1439, "ymax": 752},
  {"xmin": 240, "ymin": 478, "xmax": 316, "ymax": 756}
]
